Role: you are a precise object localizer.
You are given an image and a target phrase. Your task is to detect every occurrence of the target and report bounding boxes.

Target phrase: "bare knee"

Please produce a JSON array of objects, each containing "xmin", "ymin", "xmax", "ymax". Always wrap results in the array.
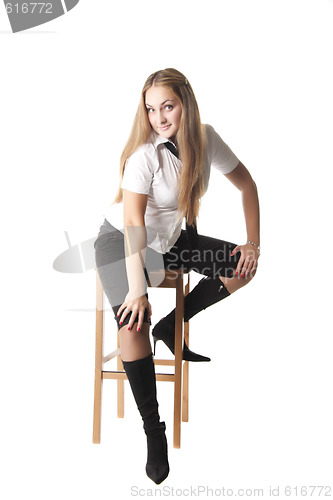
[
  {"xmin": 219, "ymin": 268, "xmax": 256, "ymax": 293},
  {"xmin": 119, "ymin": 321, "xmax": 150, "ymax": 337},
  {"xmin": 239, "ymin": 267, "xmax": 257, "ymax": 287},
  {"xmin": 119, "ymin": 322, "xmax": 151, "ymax": 362}
]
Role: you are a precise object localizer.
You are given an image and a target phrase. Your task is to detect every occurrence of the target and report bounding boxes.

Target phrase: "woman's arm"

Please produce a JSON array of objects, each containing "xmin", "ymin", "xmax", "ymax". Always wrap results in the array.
[
  {"xmin": 224, "ymin": 161, "xmax": 260, "ymax": 277},
  {"xmin": 117, "ymin": 190, "xmax": 152, "ymax": 331}
]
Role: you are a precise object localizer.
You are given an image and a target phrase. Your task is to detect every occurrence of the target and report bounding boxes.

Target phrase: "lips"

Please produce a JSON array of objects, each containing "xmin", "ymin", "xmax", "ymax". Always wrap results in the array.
[{"xmin": 159, "ymin": 125, "xmax": 171, "ymax": 131}]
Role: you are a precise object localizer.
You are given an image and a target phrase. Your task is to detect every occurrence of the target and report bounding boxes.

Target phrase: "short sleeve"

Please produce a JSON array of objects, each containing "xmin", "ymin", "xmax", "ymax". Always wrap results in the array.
[
  {"xmin": 121, "ymin": 148, "xmax": 154, "ymax": 194},
  {"xmin": 205, "ymin": 124, "xmax": 240, "ymax": 174}
]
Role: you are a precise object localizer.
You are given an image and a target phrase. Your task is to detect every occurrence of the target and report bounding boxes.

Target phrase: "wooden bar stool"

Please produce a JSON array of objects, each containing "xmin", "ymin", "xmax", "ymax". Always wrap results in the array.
[{"xmin": 92, "ymin": 268, "xmax": 190, "ymax": 448}]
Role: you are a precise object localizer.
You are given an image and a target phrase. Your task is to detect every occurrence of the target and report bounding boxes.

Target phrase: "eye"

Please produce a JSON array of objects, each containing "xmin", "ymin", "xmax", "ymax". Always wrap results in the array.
[
  {"xmin": 165, "ymin": 105, "xmax": 173, "ymax": 110},
  {"xmin": 146, "ymin": 107, "xmax": 154, "ymax": 113}
]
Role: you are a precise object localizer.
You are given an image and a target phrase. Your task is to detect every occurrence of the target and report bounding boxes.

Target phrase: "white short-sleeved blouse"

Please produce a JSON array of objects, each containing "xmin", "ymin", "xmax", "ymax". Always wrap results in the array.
[{"xmin": 103, "ymin": 124, "xmax": 240, "ymax": 254}]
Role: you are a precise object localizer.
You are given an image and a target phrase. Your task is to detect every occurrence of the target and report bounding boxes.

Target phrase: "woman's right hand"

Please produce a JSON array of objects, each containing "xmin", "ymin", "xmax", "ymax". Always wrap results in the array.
[{"xmin": 117, "ymin": 294, "xmax": 152, "ymax": 332}]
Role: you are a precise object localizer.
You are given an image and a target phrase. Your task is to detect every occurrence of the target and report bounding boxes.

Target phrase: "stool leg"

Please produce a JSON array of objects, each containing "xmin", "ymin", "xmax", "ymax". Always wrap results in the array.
[
  {"xmin": 173, "ymin": 274, "xmax": 184, "ymax": 448},
  {"xmin": 93, "ymin": 271, "xmax": 104, "ymax": 444},
  {"xmin": 182, "ymin": 360, "xmax": 189, "ymax": 422},
  {"xmin": 117, "ymin": 330, "xmax": 124, "ymax": 418},
  {"xmin": 182, "ymin": 275, "xmax": 190, "ymax": 422}
]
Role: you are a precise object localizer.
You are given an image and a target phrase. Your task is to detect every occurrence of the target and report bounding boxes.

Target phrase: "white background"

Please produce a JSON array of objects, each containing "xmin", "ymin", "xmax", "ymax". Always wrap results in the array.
[{"xmin": 1, "ymin": 0, "xmax": 332, "ymax": 498}]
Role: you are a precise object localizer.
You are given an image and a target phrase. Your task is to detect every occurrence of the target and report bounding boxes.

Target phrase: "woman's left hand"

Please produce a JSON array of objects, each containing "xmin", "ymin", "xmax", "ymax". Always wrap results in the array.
[{"xmin": 231, "ymin": 243, "xmax": 260, "ymax": 279}]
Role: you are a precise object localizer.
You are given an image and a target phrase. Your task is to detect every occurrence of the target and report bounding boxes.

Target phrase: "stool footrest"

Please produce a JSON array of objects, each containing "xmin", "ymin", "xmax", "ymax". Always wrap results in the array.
[
  {"xmin": 156, "ymin": 373, "xmax": 177, "ymax": 382},
  {"xmin": 102, "ymin": 370, "xmax": 181, "ymax": 384},
  {"xmin": 153, "ymin": 358, "xmax": 175, "ymax": 366},
  {"xmin": 102, "ymin": 371, "xmax": 126, "ymax": 380}
]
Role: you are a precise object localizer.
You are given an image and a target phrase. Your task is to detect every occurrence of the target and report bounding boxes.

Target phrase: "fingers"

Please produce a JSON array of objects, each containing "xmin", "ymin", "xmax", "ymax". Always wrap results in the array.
[
  {"xmin": 233, "ymin": 245, "xmax": 259, "ymax": 278},
  {"xmin": 148, "ymin": 303, "xmax": 152, "ymax": 322},
  {"xmin": 230, "ymin": 245, "xmax": 240, "ymax": 257},
  {"xmin": 240, "ymin": 256, "xmax": 258, "ymax": 278},
  {"xmin": 234, "ymin": 253, "xmax": 244, "ymax": 276},
  {"xmin": 127, "ymin": 308, "xmax": 139, "ymax": 332},
  {"xmin": 126, "ymin": 306, "xmax": 147, "ymax": 332},
  {"xmin": 241, "ymin": 261, "xmax": 253, "ymax": 278},
  {"xmin": 136, "ymin": 310, "xmax": 144, "ymax": 333},
  {"xmin": 117, "ymin": 303, "xmax": 125, "ymax": 318},
  {"xmin": 131, "ymin": 301, "xmax": 152, "ymax": 331},
  {"xmin": 117, "ymin": 299, "xmax": 152, "ymax": 332},
  {"xmin": 117, "ymin": 305, "xmax": 131, "ymax": 326},
  {"xmin": 118, "ymin": 306, "xmax": 138, "ymax": 330},
  {"xmin": 231, "ymin": 246, "xmax": 243, "ymax": 276},
  {"xmin": 248, "ymin": 264, "xmax": 258, "ymax": 279}
]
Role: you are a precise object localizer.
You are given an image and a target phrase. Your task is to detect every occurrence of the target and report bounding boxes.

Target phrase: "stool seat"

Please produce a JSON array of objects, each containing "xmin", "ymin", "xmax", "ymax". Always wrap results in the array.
[{"xmin": 93, "ymin": 267, "xmax": 190, "ymax": 448}]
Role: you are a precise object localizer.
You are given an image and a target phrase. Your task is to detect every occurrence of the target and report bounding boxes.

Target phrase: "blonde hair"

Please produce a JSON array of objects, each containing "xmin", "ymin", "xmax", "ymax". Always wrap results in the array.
[{"xmin": 114, "ymin": 68, "xmax": 205, "ymax": 225}]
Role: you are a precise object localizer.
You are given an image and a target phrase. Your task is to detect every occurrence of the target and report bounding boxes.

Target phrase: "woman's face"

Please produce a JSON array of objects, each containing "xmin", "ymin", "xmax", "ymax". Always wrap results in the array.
[{"xmin": 145, "ymin": 85, "xmax": 182, "ymax": 139}]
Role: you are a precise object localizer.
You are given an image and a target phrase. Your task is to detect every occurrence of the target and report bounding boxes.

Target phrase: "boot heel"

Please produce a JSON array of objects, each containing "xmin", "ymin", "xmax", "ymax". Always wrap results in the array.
[
  {"xmin": 152, "ymin": 336, "xmax": 158, "ymax": 356},
  {"xmin": 152, "ymin": 317, "xmax": 211, "ymax": 362}
]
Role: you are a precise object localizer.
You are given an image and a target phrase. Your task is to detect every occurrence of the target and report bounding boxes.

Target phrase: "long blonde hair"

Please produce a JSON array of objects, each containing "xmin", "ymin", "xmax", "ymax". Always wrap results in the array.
[{"xmin": 114, "ymin": 68, "xmax": 205, "ymax": 225}]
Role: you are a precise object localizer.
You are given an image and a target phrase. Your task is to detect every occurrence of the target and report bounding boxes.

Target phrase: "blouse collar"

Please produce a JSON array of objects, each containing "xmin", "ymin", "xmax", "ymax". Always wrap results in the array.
[{"xmin": 150, "ymin": 130, "xmax": 177, "ymax": 150}]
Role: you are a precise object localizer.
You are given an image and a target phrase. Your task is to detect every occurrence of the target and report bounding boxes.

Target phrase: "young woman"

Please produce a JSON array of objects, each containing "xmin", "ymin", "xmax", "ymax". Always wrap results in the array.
[{"xmin": 94, "ymin": 68, "xmax": 260, "ymax": 484}]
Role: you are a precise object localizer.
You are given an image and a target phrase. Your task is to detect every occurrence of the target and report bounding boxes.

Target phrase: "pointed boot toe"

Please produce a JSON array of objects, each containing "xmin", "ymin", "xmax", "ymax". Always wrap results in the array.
[
  {"xmin": 183, "ymin": 344, "xmax": 211, "ymax": 362},
  {"xmin": 145, "ymin": 424, "xmax": 169, "ymax": 484}
]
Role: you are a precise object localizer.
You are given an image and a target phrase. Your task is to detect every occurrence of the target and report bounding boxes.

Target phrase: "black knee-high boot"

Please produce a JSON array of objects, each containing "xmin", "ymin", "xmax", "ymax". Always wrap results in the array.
[
  {"xmin": 121, "ymin": 353, "xmax": 169, "ymax": 484},
  {"xmin": 152, "ymin": 277, "xmax": 230, "ymax": 362}
]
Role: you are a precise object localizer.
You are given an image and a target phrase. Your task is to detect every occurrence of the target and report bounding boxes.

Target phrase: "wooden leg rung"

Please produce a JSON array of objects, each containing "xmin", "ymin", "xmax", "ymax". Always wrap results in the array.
[{"xmin": 103, "ymin": 348, "xmax": 121, "ymax": 364}]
